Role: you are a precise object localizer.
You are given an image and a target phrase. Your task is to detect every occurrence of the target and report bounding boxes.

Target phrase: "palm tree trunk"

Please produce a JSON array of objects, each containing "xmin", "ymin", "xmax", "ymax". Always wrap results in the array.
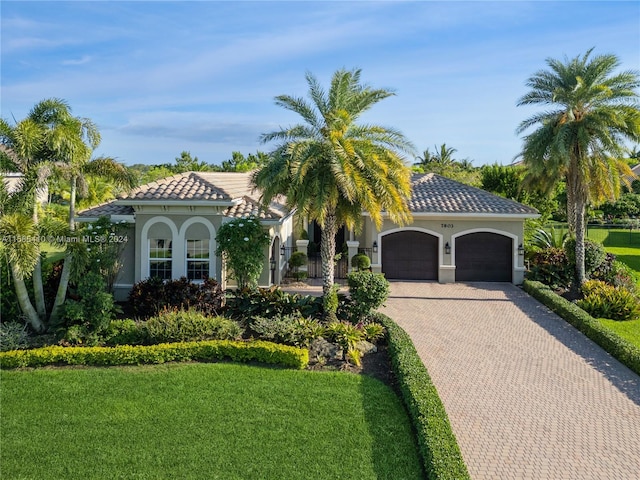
[
  {"xmin": 69, "ymin": 175, "xmax": 77, "ymax": 230},
  {"xmin": 574, "ymin": 197, "xmax": 587, "ymax": 285},
  {"xmin": 320, "ymin": 214, "xmax": 337, "ymax": 296},
  {"xmin": 48, "ymin": 250, "xmax": 72, "ymax": 326},
  {"xmin": 49, "ymin": 175, "xmax": 78, "ymax": 325},
  {"xmin": 32, "ymin": 202, "xmax": 46, "ymax": 319},
  {"xmin": 10, "ymin": 263, "xmax": 45, "ymax": 333},
  {"xmin": 566, "ymin": 186, "xmax": 577, "ymax": 235}
]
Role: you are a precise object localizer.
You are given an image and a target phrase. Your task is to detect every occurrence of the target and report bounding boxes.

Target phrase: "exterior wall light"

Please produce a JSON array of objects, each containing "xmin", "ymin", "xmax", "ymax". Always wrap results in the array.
[
  {"xmin": 280, "ymin": 245, "xmax": 286, "ymax": 256},
  {"xmin": 518, "ymin": 244, "xmax": 525, "ymax": 256},
  {"xmin": 444, "ymin": 242, "xmax": 451, "ymax": 255},
  {"xmin": 372, "ymin": 241, "xmax": 378, "ymax": 253}
]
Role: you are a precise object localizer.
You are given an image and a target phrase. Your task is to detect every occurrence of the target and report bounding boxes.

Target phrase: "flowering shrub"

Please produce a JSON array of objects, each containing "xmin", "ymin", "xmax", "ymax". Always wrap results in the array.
[{"xmin": 215, "ymin": 216, "xmax": 270, "ymax": 289}]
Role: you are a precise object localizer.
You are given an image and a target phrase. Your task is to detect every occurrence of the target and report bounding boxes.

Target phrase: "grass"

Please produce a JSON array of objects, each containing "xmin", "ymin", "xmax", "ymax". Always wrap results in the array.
[
  {"xmin": 586, "ymin": 227, "xmax": 640, "ymax": 273},
  {"xmin": 598, "ymin": 318, "xmax": 640, "ymax": 348},
  {"xmin": 0, "ymin": 363, "xmax": 423, "ymax": 480}
]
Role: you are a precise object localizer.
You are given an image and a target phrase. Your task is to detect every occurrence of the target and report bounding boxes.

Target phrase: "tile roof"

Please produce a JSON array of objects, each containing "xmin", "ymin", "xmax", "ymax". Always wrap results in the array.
[
  {"xmin": 409, "ymin": 173, "xmax": 539, "ymax": 215},
  {"xmin": 78, "ymin": 202, "xmax": 134, "ymax": 218},
  {"xmin": 78, "ymin": 171, "xmax": 538, "ymax": 220},
  {"xmin": 120, "ymin": 172, "xmax": 237, "ymax": 201},
  {"xmin": 79, "ymin": 171, "xmax": 291, "ymax": 220}
]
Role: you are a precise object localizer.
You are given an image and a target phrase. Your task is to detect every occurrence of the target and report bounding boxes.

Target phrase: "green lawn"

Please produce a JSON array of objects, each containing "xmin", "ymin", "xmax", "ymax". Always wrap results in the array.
[
  {"xmin": 598, "ymin": 318, "xmax": 640, "ymax": 348},
  {"xmin": 586, "ymin": 227, "xmax": 640, "ymax": 270},
  {"xmin": 0, "ymin": 363, "xmax": 423, "ymax": 480}
]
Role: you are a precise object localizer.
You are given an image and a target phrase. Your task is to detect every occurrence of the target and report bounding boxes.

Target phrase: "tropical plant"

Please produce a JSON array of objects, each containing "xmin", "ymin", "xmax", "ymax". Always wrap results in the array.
[
  {"xmin": 215, "ymin": 216, "xmax": 270, "ymax": 289},
  {"xmin": 347, "ymin": 270, "xmax": 390, "ymax": 320},
  {"xmin": 516, "ymin": 48, "xmax": 640, "ymax": 284},
  {"xmin": 288, "ymin": 250, "xmax": 308, "ymax": 280},
  {"xmin": 1, "ymin": 99, "xmax": 135, "ymax": 328},
  {"xmin": 253, "ymin": 68, "xmax": 414, "ymax": 298}
]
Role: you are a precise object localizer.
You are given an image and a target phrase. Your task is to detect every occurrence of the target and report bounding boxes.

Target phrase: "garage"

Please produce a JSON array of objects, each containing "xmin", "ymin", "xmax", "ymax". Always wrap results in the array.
[
  {"xmin": 455, "ymin": 232, "xmax": 512, "ymax": 282},
  {"xmin": 382, "ymin": 230, "xmax": 438, "ymax": 280}
]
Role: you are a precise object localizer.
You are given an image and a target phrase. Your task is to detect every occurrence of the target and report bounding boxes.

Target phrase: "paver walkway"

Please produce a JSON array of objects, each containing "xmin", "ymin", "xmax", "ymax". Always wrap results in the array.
[{"xmin": 382, "ymin": 281, "xmax": 640, "ymax": 480}]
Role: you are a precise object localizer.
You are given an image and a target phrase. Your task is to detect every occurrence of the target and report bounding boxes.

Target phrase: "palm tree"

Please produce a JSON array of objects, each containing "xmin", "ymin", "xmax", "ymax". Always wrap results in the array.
[
  {"xmin": 517, "ymin": 48, "xmax": 640, "ymax": 284},
  {"xmin": 253, "ymin": 68, "xmax": 415, "ymax": 296},
  {"xmin": 432, "ymin": 143, "xmax": 457, "ymax": 168}
]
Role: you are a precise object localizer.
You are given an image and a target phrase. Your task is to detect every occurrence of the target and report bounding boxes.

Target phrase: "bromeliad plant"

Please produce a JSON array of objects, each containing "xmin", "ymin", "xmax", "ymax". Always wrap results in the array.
[{"xmin": 216, "ymin": 216, "xmax": 270, "ymax": 289}]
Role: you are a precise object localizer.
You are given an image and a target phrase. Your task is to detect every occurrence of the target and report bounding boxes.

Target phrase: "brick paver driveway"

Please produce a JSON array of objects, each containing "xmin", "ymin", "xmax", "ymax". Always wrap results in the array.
[{"xmin": 382, "ymin": 281, "xmax": 640, "ymax": 480}]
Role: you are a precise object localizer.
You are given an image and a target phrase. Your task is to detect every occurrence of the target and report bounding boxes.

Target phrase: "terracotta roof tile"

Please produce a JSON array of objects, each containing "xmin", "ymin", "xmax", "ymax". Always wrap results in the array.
[{"xmin": 409, "ymin": 173, "xmax": 538, "ymax": 215}]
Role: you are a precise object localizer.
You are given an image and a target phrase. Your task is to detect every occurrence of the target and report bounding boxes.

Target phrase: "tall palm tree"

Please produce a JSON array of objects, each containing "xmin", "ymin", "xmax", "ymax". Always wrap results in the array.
[
  {"xmin": 253, "ymin": 68, "xmax": 415, "ymax": 296},
  {"xmin": 432, "ymin": 143, "xmax": 457, "ymax": 168},
  {"xmin": 517, "ymin": 48, "xmax": 640, "ymax": 284}
]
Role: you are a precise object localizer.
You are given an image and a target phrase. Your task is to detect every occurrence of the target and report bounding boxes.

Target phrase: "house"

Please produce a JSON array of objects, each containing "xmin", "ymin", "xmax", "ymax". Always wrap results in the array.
[
  {"xmin": 78, "ymin": 171, "xmax": 538, "ymax": 300},
  {"xmin": 78, "ymin": 172, "xmax": 295, "ymax": 300}
]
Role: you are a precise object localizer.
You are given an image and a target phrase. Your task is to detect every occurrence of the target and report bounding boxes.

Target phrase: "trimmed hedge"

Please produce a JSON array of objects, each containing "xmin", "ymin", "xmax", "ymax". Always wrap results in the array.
[
  {"xmin": 375, "ymin": 313, "xmax": 470, "ymax": 480},
  {"xmin": 523, "ymin": 280, "xmax": 640, "ymax": 375},
  {"xmin": 0, "ymin": 340, "xmax": 309, "ymax": 370}
]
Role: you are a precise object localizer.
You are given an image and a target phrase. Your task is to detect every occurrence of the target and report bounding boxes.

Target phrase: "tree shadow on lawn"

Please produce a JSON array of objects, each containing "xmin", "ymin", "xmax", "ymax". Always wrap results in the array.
[
  {"xmin": 504, "ymin": 285, "xmax": 640, "ymax": 406},
  {"xmin": 358, "ymin": 371, "xmax": 425, "ymax": 479}
]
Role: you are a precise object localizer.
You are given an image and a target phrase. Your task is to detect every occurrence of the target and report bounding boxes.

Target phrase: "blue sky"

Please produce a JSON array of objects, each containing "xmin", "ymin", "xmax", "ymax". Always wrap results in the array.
[{"xmin": 2, "ymin": 1, "xmax": 639, "ymax": 167}]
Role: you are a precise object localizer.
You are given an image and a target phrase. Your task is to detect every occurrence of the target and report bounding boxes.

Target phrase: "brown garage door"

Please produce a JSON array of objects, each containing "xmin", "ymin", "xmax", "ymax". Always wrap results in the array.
[
  {"xmin": 455, "ymin": 232, "xmax": 512, "ymax": 282},
  {"xmin": 382, "ymin": 231, "xmax": 438, "ymax": 280}
]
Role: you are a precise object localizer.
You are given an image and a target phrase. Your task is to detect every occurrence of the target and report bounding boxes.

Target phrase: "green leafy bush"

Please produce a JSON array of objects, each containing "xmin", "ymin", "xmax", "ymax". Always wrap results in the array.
[
  {"xmin": 350, "ymin": 253, "xmax": 371, "ymax": 271},
  {"xmin": 577, "ymin": 280, "xmax": 640, "ymax": 321},
  {"xmin": 0, "ymin": 322, "xmax": 29, "ymax": 352},
  {"xmin": 526, "ymin": 247, "xmax": 572, "ymax": 289},
  {"xmin": 104, "ymin": 319, "xmax": 146, "ymax": 346},
  {"xmin": 144, "ymin": 310, "xmax": 243, "ymax": 344},
  {"xmin": 288, "ymin": 251, "xmax": 308, "ymax": 281},
  {"xmin": 128, "ymin": 277, "xmax": 224, "ymax": 319},
  {"xmin": 216, "ymin": 216, "xmax": 270, "ymax": 289},
  {"xmin": 224, "ymin": 287, "xmax": 324, "ymax": 321},
  {"xmin": 374, "ymin": 312, "xmax": 470, "ymax": 480},
  {"xmin": 592, "ymin": 256, "xmax": 639, "ymax": 294},
  {"xmin": 249, "ymin": 314, "xmax": 324, "ymax": 347},
  {"xmin": 523, "ymin": 280, "xmax": 640, "ymax": 375},
  {"xmin": 59, "ymin": 271, "xmax": 116, "ymax": 333},
  {"xmin": 0, "ymin": 340, "xmax": 309, "ymax": 370},
  {"xmin": 347, "ymin": 270, "xmax": 390, "ymax": 320}
]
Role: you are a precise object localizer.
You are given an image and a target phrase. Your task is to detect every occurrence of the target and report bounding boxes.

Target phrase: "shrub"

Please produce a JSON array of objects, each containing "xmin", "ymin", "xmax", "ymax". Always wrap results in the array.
[
  {"xmin": 350, "ymin": 253, "xmax": 371, "ymax": 271},
  {"xmin": 104, "ymin": 319, "xmax": 146, "ymax": 346},
  {"xmin": 374, "ymin": 312, "xmax": 470, "ymax": 479},
  {"xmin": 347, "ymin": 270, "xmax": 390, "ymax": 320},
  {"xmin": 577, "ymin": 280, "xmax": 640, "ymax": 321},
  {"xmin": 128, "ymin": 277, "xmax": 224, "ymax": 319},
  {"xmin": 0, "ymin": 340, "xmax": 309, "ymax": 370},
  {"xmin": 215, "ymin": 216, "xmax": 270, "ymax": 289},
  {"xmin": 526, "ymin": 247, "xmax": 572, "ymax": 289},
  {"xmin": 523, "ymin": 280, "xmax": 640, "ymax": 375},
  {"xmin": 225, "ymin": 286, "xmax": 323, "ymax": 321},
  {"xmin": 249, "ymin": 314, "xmax": 324, "ymax": 347},
  {"xmin": 144, "ymin": 310, "xmax": 243, "ymax": 344},
  {"xmin": 0, "ymin": 322, "xmax": 29, "ymax": 352},
  {"xmin": 592, "ymin": 256, "xmax": 639, "ymax": 294},
  {"xmin": 288, "ymin": 251, "xmax": 308, "ymax": 281},
  {"xmin": 58, "ymin": 271, "xmax": 116, "ymax": 333}
]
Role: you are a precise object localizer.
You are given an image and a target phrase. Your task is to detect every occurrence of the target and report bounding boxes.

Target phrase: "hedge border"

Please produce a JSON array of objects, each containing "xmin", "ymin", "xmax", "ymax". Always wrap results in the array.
[
  {"xmin": 0, "ymin": 340, "xmax": 309, "ymax": 370},
  {"xmin": 523, "ymin": 280, "xmax": 640, "ymax": 375},
  {"xmin": 375, "ymin": 313, "xmax": 470, "ymax": 480}
]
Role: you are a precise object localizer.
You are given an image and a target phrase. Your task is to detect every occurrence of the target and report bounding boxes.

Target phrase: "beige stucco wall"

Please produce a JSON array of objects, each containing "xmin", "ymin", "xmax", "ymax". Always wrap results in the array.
[
  {"xmin": 112, "ymin": 205, "xmax": 295, "ymax": 294},
  {"xmin": 354, "ymin": 215, "xmax": 527, "ymax": 284}
]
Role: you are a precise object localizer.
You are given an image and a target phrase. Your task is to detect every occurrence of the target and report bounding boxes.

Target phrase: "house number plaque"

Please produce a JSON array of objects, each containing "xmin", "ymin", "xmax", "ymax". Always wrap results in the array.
[{"xmin": 441, "ymin": 223, "xmax": 454, "ymax": 228}]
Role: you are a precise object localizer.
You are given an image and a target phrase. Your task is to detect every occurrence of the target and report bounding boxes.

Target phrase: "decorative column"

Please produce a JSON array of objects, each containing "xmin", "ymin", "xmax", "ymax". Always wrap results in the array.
[{"xmin": 296, "ymin": 239, "xmax": 309, "ymax": 275}]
